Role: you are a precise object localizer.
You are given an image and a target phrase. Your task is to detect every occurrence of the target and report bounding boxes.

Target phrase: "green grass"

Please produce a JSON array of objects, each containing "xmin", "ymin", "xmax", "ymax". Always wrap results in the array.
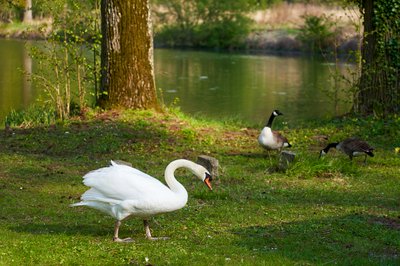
[{"xmin": 0, "ymin": 109, "xmax": 399, "ymax": 265}]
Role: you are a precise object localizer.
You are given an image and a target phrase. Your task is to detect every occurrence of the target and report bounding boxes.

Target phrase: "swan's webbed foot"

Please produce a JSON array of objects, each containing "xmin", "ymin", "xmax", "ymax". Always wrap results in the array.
[
  {"xmin": 113, "ymin": 237, "xmax": 134, "ymax": 243},
  {"xmin": 143, "ymin": 219, "xmax": 169, "ymax": 241},
  {"xmin": 113, "ymin": 220, "xmax": 133, "ymax": 243}
]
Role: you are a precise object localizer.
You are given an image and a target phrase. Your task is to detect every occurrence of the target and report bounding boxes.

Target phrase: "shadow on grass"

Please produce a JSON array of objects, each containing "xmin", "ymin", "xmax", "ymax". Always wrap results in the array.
[
  {"xmin": 231, "ymin": 213, "xmax": 400, "ymax": 264},
  {"xmin": 0, "ymin": 118, "xmax": 192, "ymax": 160}
]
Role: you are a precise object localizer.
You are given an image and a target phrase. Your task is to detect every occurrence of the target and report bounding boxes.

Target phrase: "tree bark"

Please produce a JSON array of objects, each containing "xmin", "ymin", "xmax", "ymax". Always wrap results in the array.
[
  {"xmin": 356, "ymin": 0, "xmax": 376, "ymax": 115},
  {"xmin": 99, "ymin": 0, "xmax": 158, "ymax": 110},
  {"xmin": 356, "ymin": 0, "xmax": 400, "ymax": 116},
  {"xmin": 23, "ymin": 0, "xmax": 33, "ymax": 23}
]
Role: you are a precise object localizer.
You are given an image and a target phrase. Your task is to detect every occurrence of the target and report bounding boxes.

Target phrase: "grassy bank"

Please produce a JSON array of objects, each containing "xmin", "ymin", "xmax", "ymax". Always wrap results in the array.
[
  {"xmin": 0, "ymin": 19, "xmax": 51, "ymax": 39},
  {"xmin": 0, "ymin": 109, "xmax": 399, "ymax": 265}
]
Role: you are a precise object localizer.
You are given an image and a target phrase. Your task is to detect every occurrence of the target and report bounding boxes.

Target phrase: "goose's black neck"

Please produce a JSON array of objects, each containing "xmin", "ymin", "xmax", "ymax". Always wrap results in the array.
[
  {"xmin": 266, "ymin": 113, "xmax": 276, "ymax": 127},
  {"xmin": 323, "ymin": 142, "xmax": 339, "ymax": 153}
]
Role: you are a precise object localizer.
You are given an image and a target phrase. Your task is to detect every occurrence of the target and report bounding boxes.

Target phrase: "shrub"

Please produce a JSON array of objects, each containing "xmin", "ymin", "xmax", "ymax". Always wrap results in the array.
[
  {"xmin": 297, "ymin": 15, "xmax": 336, "ymax": 52},
  {"xmin": 153, "ymin": 0, "xmax": 252, "ymax": 49}
]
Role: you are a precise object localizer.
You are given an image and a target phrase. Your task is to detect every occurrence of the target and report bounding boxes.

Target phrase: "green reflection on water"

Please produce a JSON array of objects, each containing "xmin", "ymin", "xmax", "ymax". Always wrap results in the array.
[
  {"xmin": 154, "ymin": 49, "xmax": 352, "ymax": 125},
  {"xmin": 0, "ymin": 40, "xmax": 352, "ymax": 124}
]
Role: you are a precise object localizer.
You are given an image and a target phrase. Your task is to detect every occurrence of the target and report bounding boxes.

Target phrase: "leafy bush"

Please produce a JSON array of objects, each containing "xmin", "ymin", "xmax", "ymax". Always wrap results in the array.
[
  {"xmin": 195, "ymin": 15, "xmax": 251, "ymax": 49},
  {"xmin": 153, "ymin": 0, "xmax": 252, "ymax": 49},
  {"xmin": 297, "ymin": 15, "xmax": 336, "ymax": 52}
]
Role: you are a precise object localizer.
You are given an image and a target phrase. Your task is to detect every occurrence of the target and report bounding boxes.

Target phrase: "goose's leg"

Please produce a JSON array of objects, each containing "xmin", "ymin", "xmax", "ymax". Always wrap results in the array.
[
  {"xmin": 113, "ymin": 220, "xmax": 133, "ymax": 243},
  {"xmin": 144, "ymin": 219, "xmax": 169, "ymax": 240}
]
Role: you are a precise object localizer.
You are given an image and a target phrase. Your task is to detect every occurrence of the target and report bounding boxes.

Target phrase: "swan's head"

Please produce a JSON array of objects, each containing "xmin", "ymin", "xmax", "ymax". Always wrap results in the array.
[
  {"xmin": 193, "ymin": 165, "xmax": 213, "ymax": 190},
  {"xmin": 203, "ymin": 172, "xmax": 213, "ymax": 190}
]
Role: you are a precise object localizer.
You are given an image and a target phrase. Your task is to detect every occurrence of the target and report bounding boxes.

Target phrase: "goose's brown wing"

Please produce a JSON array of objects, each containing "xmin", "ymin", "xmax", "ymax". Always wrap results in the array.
[
  {"xmin": 342, "ymin": 138, "xmax": 374, "ymax": 152},
  {"xmin": 272, "ymin": 130, "xmax": 290, "ymax": 146}
]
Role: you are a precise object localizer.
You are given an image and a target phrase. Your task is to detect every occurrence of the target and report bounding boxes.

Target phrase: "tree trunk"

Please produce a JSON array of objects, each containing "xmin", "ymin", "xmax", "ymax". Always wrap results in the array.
[
  {"xmin": 356, "ymin": 0, "xmax": 376, "ymax": 115},
  {"xmin": 355, "ymin": 0, "xmax": 400, "ymax": 116},
  {"xmin": 23, "ymin": 0, "xmax": 33, "ymax": 23},
  {"xmin": 99, "ymin": 0, "xmax": 158, "ymax": 110}
]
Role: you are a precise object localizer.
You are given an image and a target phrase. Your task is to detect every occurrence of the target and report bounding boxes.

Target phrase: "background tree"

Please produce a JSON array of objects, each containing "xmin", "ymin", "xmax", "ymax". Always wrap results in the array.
[
  {"xmin": 354, "ymin": 0, "xmax": 400, "ymax": 116},
  {"xmin": 99, "ymin": 0, "xmax": 158, "ymax": 110},
  {"xmin": 23, "ymin": 0, "xmax": 32, "ymax": 23}
]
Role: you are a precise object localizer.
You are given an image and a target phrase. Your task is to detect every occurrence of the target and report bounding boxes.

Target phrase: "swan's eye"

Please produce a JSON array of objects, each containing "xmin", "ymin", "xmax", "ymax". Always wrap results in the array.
[{"xmin": 205, "ymin": 172, "xmax": 212, "ymax": 181}]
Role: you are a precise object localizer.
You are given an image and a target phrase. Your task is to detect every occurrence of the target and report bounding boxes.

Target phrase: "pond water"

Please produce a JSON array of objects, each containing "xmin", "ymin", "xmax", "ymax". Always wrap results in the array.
[{"xmin": 0, "ymin": 39, "xmax": 353, "ymax": 125}]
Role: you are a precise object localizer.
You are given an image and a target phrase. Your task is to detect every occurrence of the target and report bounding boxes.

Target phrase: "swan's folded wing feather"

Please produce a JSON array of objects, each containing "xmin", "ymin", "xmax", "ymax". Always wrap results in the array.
[{"xmin": 82, "ymin": 164, "xmax": 173, "ymax": 201}]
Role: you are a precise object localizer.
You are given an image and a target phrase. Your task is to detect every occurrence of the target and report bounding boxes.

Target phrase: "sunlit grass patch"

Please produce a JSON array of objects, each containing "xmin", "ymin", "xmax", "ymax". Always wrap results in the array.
[{"xmin": 0, "ymin": 109, "xmax": 399, "ymax": 265}]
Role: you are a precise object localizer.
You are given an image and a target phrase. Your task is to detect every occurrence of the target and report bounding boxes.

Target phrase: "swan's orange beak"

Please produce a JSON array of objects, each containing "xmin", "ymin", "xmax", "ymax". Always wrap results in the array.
[{"xmin": 204, "ymin": 176, "xmax": 213, "ymax": 190}]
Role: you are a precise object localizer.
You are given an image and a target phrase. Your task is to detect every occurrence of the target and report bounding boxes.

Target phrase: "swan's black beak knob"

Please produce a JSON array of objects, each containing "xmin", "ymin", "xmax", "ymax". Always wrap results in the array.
[{"xmin": 204, "ymin": 174, "xmax": 213, "ymax": 190}]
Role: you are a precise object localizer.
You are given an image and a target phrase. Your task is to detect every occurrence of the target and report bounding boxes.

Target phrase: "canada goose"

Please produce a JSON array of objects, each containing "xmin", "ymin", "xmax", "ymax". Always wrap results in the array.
[
  {"xmin": 258, "ymin": 110, "xmax": 292, "ymax": 150},
  {"xmin": 71, "ymin": 159, "xmax": 212, "ymax": 242},
  {"xmin": 319, "ymin": 137, "xmax": 374, "ymax": 163}
]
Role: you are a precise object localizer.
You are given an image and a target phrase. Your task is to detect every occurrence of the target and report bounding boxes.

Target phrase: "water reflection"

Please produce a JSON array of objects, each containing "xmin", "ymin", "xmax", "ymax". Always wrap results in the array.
[
  {"xmin": 0, "ymin": 40, "xmax": 25, "ymax": 119},
  {"xmin": 0, "ymin": 40, "xmax": 352, "ymax": 124},
  {"xmin": 154, "ymin": 49, "xmax": 352, "ymax": 124},
  {"xmin": 22, "ymin": 42, "xmax": 33, "ymax": 106}
]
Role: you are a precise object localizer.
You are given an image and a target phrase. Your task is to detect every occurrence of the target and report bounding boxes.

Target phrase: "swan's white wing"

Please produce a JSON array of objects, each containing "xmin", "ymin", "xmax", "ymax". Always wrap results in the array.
[{"xmin": 81, "ymin": 163, "xmax": 173, "ymax": 202}]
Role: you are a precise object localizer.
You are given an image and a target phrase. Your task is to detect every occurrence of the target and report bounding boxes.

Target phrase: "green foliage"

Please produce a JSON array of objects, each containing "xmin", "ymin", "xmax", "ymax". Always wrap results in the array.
[
  {"xmin": 0, "ymin": 0, "xmax": 24, "ymax": 22},
  {"xmin": 4, "ymin": 104, "xmax": 57, "ymax": 127},
  {"xmin": 154, "ymin": 0, "xmax": 252, "ymax": 49},
  {"xmin": 354, "ymin": 0, "xmax": 400, "ymax": 117},
  {"xmin": 196, "ymin": 14, "xmax": 251, "ymax": 49},
  {"xmin": 297, "ymin": 15, "xmax": 336, "ymax": 52},
  {"xmin": 28, "ymin": 1, "xmax": 100, "ymax": 120}
]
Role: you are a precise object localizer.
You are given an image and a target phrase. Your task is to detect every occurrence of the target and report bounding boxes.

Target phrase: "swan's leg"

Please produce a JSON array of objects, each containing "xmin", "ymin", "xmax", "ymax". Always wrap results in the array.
[
  {"xmin": 144, "ymin": 219, "xmax": 169, "ymax": 240},
  {"xmin": 113, "ymin": 220, "xmax": 133, "ymax": 243}
]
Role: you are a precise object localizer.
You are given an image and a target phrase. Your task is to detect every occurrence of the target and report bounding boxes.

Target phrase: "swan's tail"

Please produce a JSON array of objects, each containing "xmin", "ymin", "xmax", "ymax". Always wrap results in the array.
[
  {"xmin": 70, "ymin": 200, "xmax": 118, "ymax": 218},
  {"xmin": 70, "ymin": 202, "xmax": 85, "ymax": 207}
]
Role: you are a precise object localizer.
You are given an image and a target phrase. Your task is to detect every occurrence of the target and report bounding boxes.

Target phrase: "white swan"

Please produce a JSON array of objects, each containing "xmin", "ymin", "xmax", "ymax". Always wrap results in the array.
[{"xmin": 71, "ymin": 159, "xmax": 213, "ymax": 242}]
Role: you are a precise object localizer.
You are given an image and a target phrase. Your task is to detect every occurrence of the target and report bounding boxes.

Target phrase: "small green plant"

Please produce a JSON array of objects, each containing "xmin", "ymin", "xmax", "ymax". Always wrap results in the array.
[{"xmin": 4, "ymin": 104, "xmax": 57, "ymax": 127}]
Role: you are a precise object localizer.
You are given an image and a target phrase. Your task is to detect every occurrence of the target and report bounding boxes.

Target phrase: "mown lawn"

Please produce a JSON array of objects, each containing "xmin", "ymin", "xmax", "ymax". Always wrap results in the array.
[{"xmin": 0, "ymin": 110, "xmax": 399, "ymax": 265}]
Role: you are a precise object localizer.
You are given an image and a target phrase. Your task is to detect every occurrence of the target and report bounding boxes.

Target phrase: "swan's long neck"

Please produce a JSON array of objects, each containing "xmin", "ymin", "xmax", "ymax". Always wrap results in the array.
[{"xmin": 164, "ymin": 159, "xmax": 199, "ymax": 198}]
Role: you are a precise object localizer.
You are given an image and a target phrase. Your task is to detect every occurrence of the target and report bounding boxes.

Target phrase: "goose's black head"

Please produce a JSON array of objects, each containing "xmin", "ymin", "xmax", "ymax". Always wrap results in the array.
[
  {"xmin": 319, "ymin": 143, "xmax": 339, "ymax": 158},
  {"xmin": 265, "ymin": 109, "xmax": 284, "ymax": 128},
  {"xmin": 273, "ymin": 110, "xmax": 283, "ymax": 117}
]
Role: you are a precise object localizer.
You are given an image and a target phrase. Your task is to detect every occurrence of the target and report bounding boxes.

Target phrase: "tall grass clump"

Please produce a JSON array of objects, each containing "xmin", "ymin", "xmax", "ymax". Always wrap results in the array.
[{"xmin": 4, "ymin": 104, "xmax": 57, "ymax": 128}]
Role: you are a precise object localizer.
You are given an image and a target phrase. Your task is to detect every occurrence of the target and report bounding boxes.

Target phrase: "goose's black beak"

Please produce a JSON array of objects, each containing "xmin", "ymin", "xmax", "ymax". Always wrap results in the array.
[{"xmin": 204, "ymin": 174, "xmax": 213, "ymax": 190}]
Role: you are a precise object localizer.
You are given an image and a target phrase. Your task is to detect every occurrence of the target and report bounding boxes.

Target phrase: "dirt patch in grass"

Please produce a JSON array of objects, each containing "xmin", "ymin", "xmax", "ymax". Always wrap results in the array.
[{"xmin": 369, "ymin": 216, "xmax": 400, "ymax": 231}]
